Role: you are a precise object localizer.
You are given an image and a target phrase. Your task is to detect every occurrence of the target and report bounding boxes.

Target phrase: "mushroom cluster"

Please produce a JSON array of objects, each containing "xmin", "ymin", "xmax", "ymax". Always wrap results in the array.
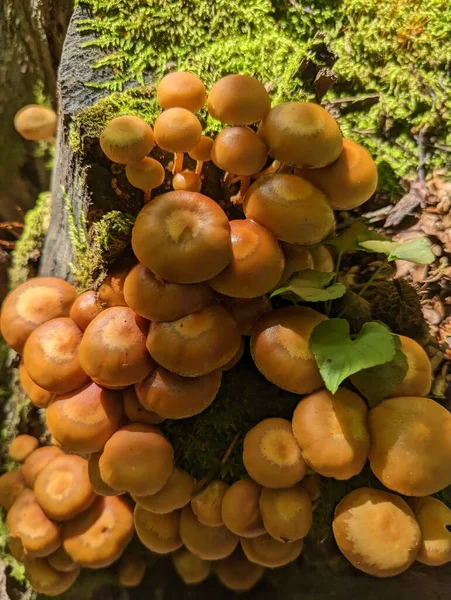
[{"xmin": 2, "ymin": 71, "xmax": 450, "ymax": 591}]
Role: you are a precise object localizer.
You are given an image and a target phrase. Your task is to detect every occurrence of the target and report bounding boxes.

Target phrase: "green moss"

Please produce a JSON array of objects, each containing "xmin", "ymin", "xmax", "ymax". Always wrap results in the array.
[{"xmin": 0, "ymin": 512, "xmax": 27, "ymax": 586}]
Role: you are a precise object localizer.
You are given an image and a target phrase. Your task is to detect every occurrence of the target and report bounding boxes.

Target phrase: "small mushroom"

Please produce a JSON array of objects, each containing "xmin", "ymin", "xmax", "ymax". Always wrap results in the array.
[
  {"xmin": 7, "ymin": 490, "xmax": 61, "ymax": 557},
  {"xmin": 179, "ymin": 504, "xmax": 239, "ymax": 560},
  {"xmin": 0, "ymin": 470, "xmax": 27, "ymax": 510},
  {"xmin": 22, "ymin": 446, "xmax": 64, "ymax": 488},
  {"xmin": 19, "ymin": 362, "xmax": 53, "ymax": 408},
  {"xmin": 207, "ymin": 74, "xmax": 271, "ymax": 125},
  {"xmin": 259, "ymin": 484, "xmax": 312, "ymax": 541},
  {"xmin": 131, "ymin": 190, "xmax": 232, "ymax": 283},
  {"xmin": 188, "ymin": 135, "xmax": 214, "ymax": 174},
  {"xmin": 69, "ymin": 290, "xmax": 102, "ymax": 331},
  {"xmin": 389, "ymin": 335, "xmax": 432, "ymax": 397},
  {"xmin": 295, "ymin": 138, "xmax": 378, "ymax": 210},
  {"xmin": 63, "ymin": 496, "xmax": 134, "ymax": 568},
  {"xmin": 97, "ymin": 257, "xmax": 135, "ymax": 308},
  {"xmin": 258, "ymin": 102, "xmax": 342, "ymax": 168},
  {"xmin": 410, "ymin": 496, "xmax": 451, "ymax": 566},
  {"xmin": 8, "ymin": 435, "xmax": 39, "ymax": 463},
  {"xmin": 146, "ymin": 305, "xmax": 241, "ymax": 377},
  {"xmin": 135, "ymin": 366, "xmax": 222, "ymax": 419},
  {"xmin": 221, "ymin": 479, "xmax": 265, "ymax": 538},
  {"xmin": 134, "ymin": 505, "xmax": 182, "ymax": 554},
  {"xmin": 98, "ymin": 423, "xmax": 174, "ymax": 496},
  {"xmin": 243, "ymin": 418, "xmax": 307, "ymax": 489},
  {"xmin": 218, "ymin": 295, "xmax": 272, "ymax": 336},
  {"xmin": 292, "ymin": 387, "xmax": 371, "ymax": 480},
  {"xmin": 46, "ymin": 382, "xmax": 124, "ymax": 453},
  {"xmin": 369, "ymin": 396, "xmax": 451, "ymax": 496},
  {"xmin": 209, "ymin": 219, "xmax": 285, "ymax": 298},
  {"xmin": 117, "ymin": 551, "xmax": 147, "ymax": 587},
  {"xmin": 222, "ymin": 338, "xmax": 245, "ymax": 371},
  {"xmin": 34, "ymin": 455, "xmax": 96, "ymax": 521},
  {"xmin": 250, "ymin": 306, "xmax": 327, "ymax": 394},
  {"xmin": 332, "ymin": 487, "xmax": 421, "ymax": 577},
  {"xmin": 279, "ymin": 243, "xmax": 314, "ymax": 284},
  {"xmin": 99, "ymin": 115, "xmax": 155, "ymax": 164},
  {"xmin": 157, "ymin": 71, "xmax": 206, "ymax": 112},
  {"xmin": 154, "ymin": 107, "xmax": 202, "ymax": 173},
  {"xmin": 123, "ymin": 386, "xmax": 164, "ymax": 425},
  {"xmin": 88, "ymin": 453, "xmax": 123, "ymax": 497},
  {"xmin": 9, "ymin": 537, "xmax": 26, "ymax": 562},
  {"xmin": 243, "ymin": 174, "xmax": 335, "ymax": 245},
  {"xmin": 24, "ymin": 558, "xmax": 80, "ymax": 596},
  {"xmin": 47, "ymin": 546, "xmax": 79, "ymax": 573},
  {"xmin": 216, "ymin": 547, "xmax": 264, "ymax": 591},
  {"xmin": 173, "ymin": 170, "xmax": 202, "ymax": 192},
  {"xmin": 123, "ymin": 262, "xmax": 213, "ymax": 322},
  {"xmin": 79, "ymin": 307, "xmax": 155, "ymax": 389},
  {"xmin": 172, "ymin": 548, "xmax": 211, "ymax": 585},
  {"xmin": 126, "ymin": 156, "xmax": 165, "ymax": 203},
  {"xmin": 23, "ymin": 317, "xmax": 88, "ymax": 394},
  {"xmin": 241, "ymin": 534, "xmax": 303, "ymax": 568},
  {"xmin": 191, "ymin": 480, "xmax": 229, "ymax": 527},
  {"xmin": 14, "ymin": 105, "xmax": 57, "ymax": 141},
  {"xmin": 309, "ymin": 244, "xmax": 334, "ymax": 273},
  {"xmin": 132, "ymin": 467, "xmax": 196, "ymax": 514},
  {"xmin": 0, "ymin": 277, "xmax": 77, "ymax": 353}
]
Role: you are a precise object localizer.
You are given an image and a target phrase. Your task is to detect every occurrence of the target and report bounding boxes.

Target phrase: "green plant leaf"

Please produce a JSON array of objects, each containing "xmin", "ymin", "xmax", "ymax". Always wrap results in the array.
[
  {"xmin": 324, "ymin": 222, "xmax": 390, "ymax": 254},
  {"xmin": 350, "ymin": 335, "xmax": 408, "ymax": 406},
  {"xmin": 359, "ymin": 237, "xmax": 434, "ymax": 264},
  {"xmin": 270, "ymin": 270, "xmax": 347, "ymax": 302},
  {"xmin": 309, "ymin": 319, "xmax": 396, "ymax": 394}
]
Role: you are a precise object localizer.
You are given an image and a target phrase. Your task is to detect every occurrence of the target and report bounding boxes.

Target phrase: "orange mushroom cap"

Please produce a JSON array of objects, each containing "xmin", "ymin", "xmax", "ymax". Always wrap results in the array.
[
  {"xmin": 22, "ymin": 446, "xmax": 64, "ymax": 488},
  {"xmin": 218, "ymin": 295, "xmax": 272, "ymax": 336},
  {"xmin": 154, "ymin": 108, "xmax": 202, "ymax": 152},
  {"xmin": 117, "ymin": 551, "xmax": 147, "ymax": 587},
  {"xmin": 123, "ymin": 386, "xmax": 164, "ymax": 425},
  {"xmin": 88, "ymin": 452, "xmax": 124, "ymax": 497},
  {"xmin": 188, "ymin": 136, "xmax": 214, "ymax": 162},
  {"xmin": 8, "ymin": 435, "xmax": 39, "ymax": 463},
  {"xmin": 99, "ymin": 115, "xmax": 155, "ymax": 164},
  {"xmin": 191, "ymin": 480, "xmax": 229, "ymax": 527},
  {"xmin": 221, "ymin": 479, "xmax": 265, "ymax": 538},
  {"xmin": 259, "ymin": 484, "xmax": 312, "ymax": 542},
  {"xmin": 14, "ymin": 105, "xmax": 57, "ymax": 141},
  {"xmin": 211, "ymin": 127, "xmax": 268, "ymax": 176},
  {"xmin": 279, "ymin": 243, "xmax": 314, "ymax": 284},
  {"xmin": 132, "ymin": 467, "xmax": 195, "ymax": 514},
  {"xmin": 388, "ymin": 335, "xmax": 432, "ymax": 397},
  {"xmin": 47, "ymin": 546, "xmax": 79, "ymax": 573},
  {"xmin": 173, "ymin": 170, "xmax": 202, "ymax": 192},
  {"xmin": 134, "ymin": 505, "xmax": 182, "ymax": 554},
  {"xmin": 241, "ymin": 534, "xmax": 303, "ymax": 568},
  {"xmin": 19, "ymin": 362, "xmax": 53, "ymax": 408},
  {"xmin": 24, "ymin": 558, "xmax": 80, "ymax": 596},
  {"xmin": 69, "ymin": 290, "xmax": 102, "ymax": 331},
  {"xmin": 410, "ymin": 496, "xmax": 451, "ymax": 566},
  {"xmin": 216, "ymin": 546, "xmax": 264, "ymax": 591},
  {"xmin": 172, "ymin": 548, "xmax": 211, "ymax": 585},
  {"xmin": 0, "ymin": 470, "xmax": 27, "ymax": 510},
  {"xmin": 157, "ymin": 72, "xmax": 206, "ymax": 112},
  {"xmin": 97, "ymin": 257, "xmax": 135, "ymax": 308},
  {"xmin": 207, "ymin": 75, "xmax": 271, "ymax": 125},
  {"xmin": 126, "ymin": 156, "xmax": 165, "ymax": 191}
]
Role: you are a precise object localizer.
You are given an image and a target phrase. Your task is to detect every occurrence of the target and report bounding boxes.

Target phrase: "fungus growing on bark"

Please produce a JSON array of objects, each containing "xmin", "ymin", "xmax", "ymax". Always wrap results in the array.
[
  {"xmin": 22, "ymin": 446, "xmax": 63, "ymax": 488},
  {"xmin": 250, "ymin": 306, "xmax": 327, "ymax": 394},
  {"xmin": 132, "ymin": 467, "xmax": 195, "ymax": 514},
  {"xmin": 132, "ymin": 190, "xmax": 231, "ymax": 283},
  {"xmin": 0, "ymin": 471, "xmax": 27, "ymax": 510},
  {"xmin": 188, "ymin": 135, "xmax": 214, "ymax": 174},
  {"xmin": 207, "ymin": 74, "xmax": 271, "ymax": 125},
  {"xmin": 410, "ymin": 496, "xmax": 451, "ymax": 566},
  {"xmin": 97, "ymin": 258, "xmax": 135, "ymax": 308},
  {"xmin": 0, "ymin": 277, "xmax": 77, "ymax": 353},
  {"xmin": 69, "ymin": 290, "xmax": 102, "ymax": 331},
  {"xmin": 388, "ymin": 335, "xmax": 432, "ymax": 397},
  {"xmin": 219, "ymin": 295, "xmax": 272, "ymax": 336},
  {"xmin": 243, "ymin": 418, "xmax": 307, "ymax": 489},
  {"xmin": 19, "ymin": 362, "xmax": 53, "ymax": 408},
  {"xmin": 241, "ymin": 534, "xmax": 303, "ymax": 568},
  {"xmin": 126, "ymin": 156, "xmax": 166, "ymax": 203},
  {"xmin": 118, "ymin": 551, "xmax": 147, "ymax": 587},
  {"xmin": 209, "ymin": 219, "xmax": 284, "ymax": 298},
  {"xmin": 173, "ymin": 170, "xmax": 202, "ymax": 192},
  {"xmin": 14, "ymin": 104, "xmax": 57, "ymax": 141},
  {"xmin": 332, "ymin": 487, "xmax": 421, "ymax": 577},
  {"xmin": 100, "ymin": 115, "xmax": 155, "ymax": 164},
  {"xmin": 191, "ymin": 480, "xmax": 229, "ymax": 527},
  {"xmin": 216, "ymin": 547, "xmax": 264, "ymax": 591},
  {"xmin": 88, "ymin": 453, "xmax": 123, "ymax": 497},
  {"xmin": 221, "ymin": 479, "xmax": 265, "ymax": 538},
  {"xmin": 79, "ymin": 307, "xmax": 154, "ymax": 389},
  {"xmin": 154, "ymin": 108, "xmax": 202, "ymax": 173},
  {"xmin": 134, "ymin": 505, "xmax": 182, "ymax": 553},
  {"xmin": 259, "ymin": 484, "xmax": 312, "ymax": 541},
  {"xmin": 8, "ymin": 435, "xmax": 39, "ymax": 463},
  {"xmin": 47, "ymin": 546, "xmax": 78, "ymax": 573},
  {"xmin": 46, "ymin": 382, "xmax": 124, "ymax": 453},
  {"xmin": 157, "ymin": 71, "xmax": 206, "ymax": 112},
  {"xmin": 172, "ymin": 548, "xmax": 211, "ymax": 585},
  {"xmin": 123, "ymin": 386, "xmax": 164, "ymax": 425},
  {"xmin": 24, "ymin": 558, "xmax": 80, "ymax": 596}
]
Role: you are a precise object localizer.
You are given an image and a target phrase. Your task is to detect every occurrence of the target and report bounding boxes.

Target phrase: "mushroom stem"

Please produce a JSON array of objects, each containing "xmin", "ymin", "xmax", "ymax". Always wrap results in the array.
[
  {"xmin": 229, "ymin": 175, "xmax": 251, "ymax": 205},
  {"xmin": 144, "ymin": 189, "xmax": 152, "ymax": 204},
  {"xmin": 278, "ymin": 162, "xmax": 292, "ymax": 174},
  {"xmin": 251, "ymin": 160, "xmax": 281, "ymax": 179},
  {"xmin": 173, "ymin": 152, "xmax": 185, "ymax": 174},
  {"xmin": 194, "ymin": 160, "xmax": 204, "ymax": 175}
]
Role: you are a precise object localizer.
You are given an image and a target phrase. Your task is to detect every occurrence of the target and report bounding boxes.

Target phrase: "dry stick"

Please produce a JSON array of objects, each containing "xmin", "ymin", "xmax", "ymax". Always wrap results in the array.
[{"xmin": 193, "ymin": 432, "xmax": 241, "ymax": 495}]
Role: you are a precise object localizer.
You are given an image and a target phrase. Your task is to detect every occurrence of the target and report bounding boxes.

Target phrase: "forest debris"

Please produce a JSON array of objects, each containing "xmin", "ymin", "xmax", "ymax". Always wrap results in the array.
[{"xmin": 384, "ymin": 181, "xmax": 428, "ymax": 227}]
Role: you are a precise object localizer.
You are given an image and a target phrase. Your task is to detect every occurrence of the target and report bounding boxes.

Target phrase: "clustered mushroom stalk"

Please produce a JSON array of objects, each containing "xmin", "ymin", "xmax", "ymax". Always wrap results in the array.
[{"xmin": 2, "ymin": 72, "xmax": 449, "ymax": 597}]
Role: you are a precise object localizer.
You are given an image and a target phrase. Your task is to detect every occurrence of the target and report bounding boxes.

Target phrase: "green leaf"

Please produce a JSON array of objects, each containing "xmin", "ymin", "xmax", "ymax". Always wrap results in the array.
[
  {"xmin": 359, "ymin": 237, "xmax": 434, "ymax": 264},
  {"xmin": 351, "ymin": 335, "xmax": 408, "ymax": 406},
  {"xmin": 271, "ymin": 270, "xmax": 347, "ymax": 302},
  {"xmin": 324, "ymin": 222, "xmax": 390, "ymax": 254},
  {"xmin": 309, "ymin": 319, "xmax": 396, "ymax": 394}
]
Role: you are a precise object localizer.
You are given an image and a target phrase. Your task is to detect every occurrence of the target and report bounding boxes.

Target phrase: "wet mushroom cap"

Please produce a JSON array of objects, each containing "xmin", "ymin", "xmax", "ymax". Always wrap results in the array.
[
  {"xmin": 23, "ymin": 317, "xmax": 88, "ymax": 394},
  {"xmin": 134, "ymin": 505, "xmax": 182, "ymax": 554},
  {"xmin": 188, "ymin": 136, "xmax": 214, "ymax": 162},
  {"xmin": 0, "ymin": 471, "xmax": 27, "ymax": 510},
  {"xmin": 241, "ymin": 534, "xmax": 303, "ymax": 568},
  {"xmin": 369, "ymin": 396, "xmax": 451, "ymax": 496},
  {"xmin": 243, "ymin": 418, "xmax": 307, "ymax": 489},
  {"xmin": 211, "ymin": 127, "xmax": 268, "ymax": 176},
  {"xmin": 388, "ymin": 335, "xmax": 432, "ymax": 397},
  {"xmin": 46, "ymin": 382, "xmax": 124, "ymax": 453},
  {"xmin": 9, "ymin": 435, "xmax": 39, "ymax": 463},
  {"xmin": 173, "ymin": 170, "xmax": 202, "ymax": 192},
  {"xmin": 292, "ymin": 387, "xmax": 370, "ymax": 480},
  {"xmin": 118, "ymin": 552, "xmax": 147, "ymax": 587},
  {"xmin": 132, "ymin": 467, "xmax": 195, "ymax": 514},
  {"xmin": 135, "ymin": 366, "xmax": 222, "ymax": 419},
  {"xmin": 0, "ymin": 277, "xmax": 77, "ymax": 353},
  {"xmin": 179, "ymin": 504, "xmax": 239, "ymax": 560},
  {"xmin": 99, "ymin": 423, "xmax": 174, "ymax": 496},
  {"xmin": 219, "ymin": 295, "xmax": 272, "ymax": 336},
  {"xmin": 99, "ymin": 115, "xmax": 155, "ymax": 164},
  {"xmin": 207, "ymin": 74, "xmax": 271, "ymax": 125},
  {"xmin": 222, "ymin": 337, "xmax": 245, "ymax": 371},
  {"xmin": 47, "ymin": 546, "xmax": 79, "ymax": 573},
  {"xmin": 123, "ymin": 386, "xmax": 164, "ymax": 425},
  {"xmin": 258, "ymin": 102, "xmax": 342, "ymax": 168},
  {"xmin": 146, "ymin": 304, "xmax": 241, "ymax": 377},
  {"xmin": 209, "ymin": 219, "xmax": 285, "ymax": 298},
  {"xmin": 79, "ymin": 307, "xmax": 155, "ymax": 389},
  {"xmin": 14, "ymin": 104, "xmax": 57, "ymax": 141},
  {"xmin": 172, "ymin": 548, "xmax": 211, "ymax": 585},
  {"xmin": 154, "ymin": 108, "xmax": 202, "ymax": 152},
  {"xmin": 157, "ymin": 71, "xmax": 206, "ymax": 112},
  {"xmin": 279, "ymin": 243, "xmax": 314, "ymax": 284},
  {"xmin": 7, "ymin": 490, "xmax": 61, "ymax": 557},
  {"xmin": 22, "ymin": 446, "xmax": 64, "ymax": 488},
  {"xmin": 410, "ymin": 496, "xmax": 451, "ymax": 566},
  {"xmin": 332, "ymin": 487, "xmax": 421, "ymax": 577},
  {"xmin": 69, "ymin": 290, "xmax": 102, "ymax": 331},
  {"xmin": 124, "ymin": 262, "xmax": 213, "ymax": 322},
  {"xmin": 34, "ymin": 455, "xmax": 96, "ymax": 521},
  {"xmin": 88, "ymin": 453, "xmax": 124, "ymax": 497},
  {"xmin": 63, "ymin": 495, "xmax": 134, "ymax": 568},
  {"xmin": 309, "ymin": 244, "xmax": 334, "ymax": 273},
  {"xmin": 24, "ymin": 558, "xmax": 80, "ymax": 596},
  {"xmin": 250, "ymin": 306, "xmax": 327, "ymax": 394},
  {"xmin": 191, "ymin": 480, "xmax": 229, "ymax": 527},
  {"xmin": 243, "ymin": 174, "xmax": 335, "ymax": 245},
  {"xmin": 221, "ymin": 479, "xmax": 265, "ymax": 538},
  {"xmin": 216, "ymin": 547, "xmax": 264, "ymax": 591},
  {"xmin": 19, "ymin": 362, "xmax": 54, "ymax": 408},
  {"xmin": 295, "ymin": 138, "xmax": 378, "ymax": 210},
  {"xmin": 132, "ymin": 190, "xmax": 232, "ymax": 284},
  {"xmin": 259, "ymin": 484, "xmax": 312, "ymax": 541},
  {"xmin": 125, "ymin": 156, "xmax": 165, "ymax": 190}
]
